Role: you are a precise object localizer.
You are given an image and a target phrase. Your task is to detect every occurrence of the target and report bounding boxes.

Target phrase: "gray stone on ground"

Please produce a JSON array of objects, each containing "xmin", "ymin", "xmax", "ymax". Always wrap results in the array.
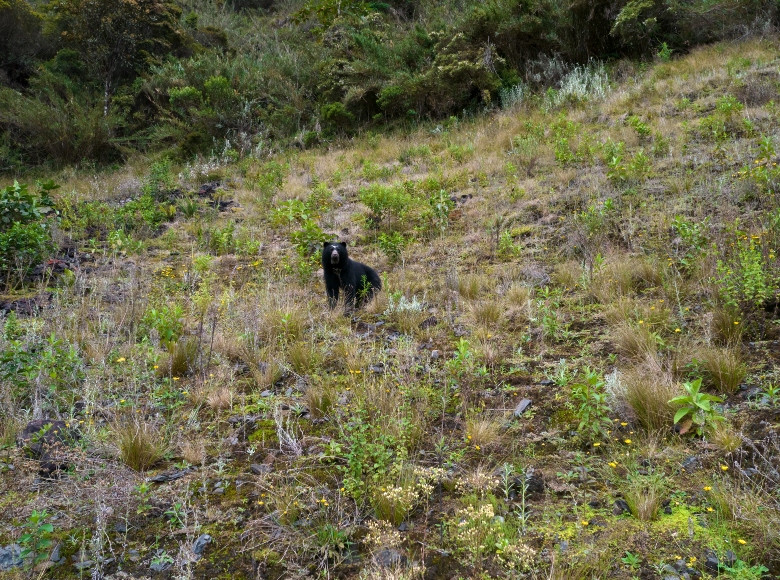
[
  {"xmin": 192, "ymin": 534, "xmax": 212, "ymax": 556},
  {"xmin": 0, "ymin": 544, "xmax": 23, "ymax": 571},
  {"xmin": 374, "ymin": 548, "xmax": 406, "ymax": 568},
  {"xmin": 513, "ymin": 398, "xmax": 532, "ymax": 417}
]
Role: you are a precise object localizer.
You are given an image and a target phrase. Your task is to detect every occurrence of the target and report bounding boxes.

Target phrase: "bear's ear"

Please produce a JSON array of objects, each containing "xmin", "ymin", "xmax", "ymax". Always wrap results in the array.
[
  {"xmin": 323, "ymin": 241, "xmax": 330, "ymax": 248},
  {"xmin": 340, "ymin": 241, "xmax": 347, "ymax": 248}
]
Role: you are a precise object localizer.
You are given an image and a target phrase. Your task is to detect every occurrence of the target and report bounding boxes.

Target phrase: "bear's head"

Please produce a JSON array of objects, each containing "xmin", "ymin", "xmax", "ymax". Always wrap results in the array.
[{"xmin": 323, "ymin": 241, "xmax": 348, "ymax": 268}]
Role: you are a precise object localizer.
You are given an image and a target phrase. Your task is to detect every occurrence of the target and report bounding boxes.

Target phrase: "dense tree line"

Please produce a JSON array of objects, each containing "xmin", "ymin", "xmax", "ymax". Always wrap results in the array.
[{"xmin": 0, "ymin": 0, "xmax": 777, "ymax": 169}]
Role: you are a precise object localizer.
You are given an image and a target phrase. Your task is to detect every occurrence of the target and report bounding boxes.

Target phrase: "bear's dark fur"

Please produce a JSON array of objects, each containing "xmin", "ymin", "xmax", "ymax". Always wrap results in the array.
[{"xmin": 322, "ymin": 241, "xmax": 381, "ymax": 309}]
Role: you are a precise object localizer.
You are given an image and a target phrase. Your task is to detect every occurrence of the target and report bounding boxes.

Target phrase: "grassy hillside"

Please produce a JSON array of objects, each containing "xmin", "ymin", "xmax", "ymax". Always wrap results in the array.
[{"xmin": 1, "ymin": 38, "xmax": 780, "ymax": 579}]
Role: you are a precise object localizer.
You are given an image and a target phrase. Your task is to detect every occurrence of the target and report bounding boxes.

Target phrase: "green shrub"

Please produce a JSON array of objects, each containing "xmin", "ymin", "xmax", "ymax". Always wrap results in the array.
[{"xmin": 0, "ymin": 181, "xmax": 58, "ymax": 288}]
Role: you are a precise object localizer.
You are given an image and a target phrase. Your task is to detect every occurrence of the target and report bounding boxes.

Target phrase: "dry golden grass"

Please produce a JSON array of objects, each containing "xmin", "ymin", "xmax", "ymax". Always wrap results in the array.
[
  {"xmin": 287, "ymin": 340, "xmax": 322, "ymax": 375},
  {"xmin": 457, "ymin": 273, "xmax": 482, "ymax": 300},
  {"xmin": 303, "ymin": 381, "xmax": 338, "ymax": 419},
  {"xmin": 465, "ymin": 412, "xmax": 504, "ymax": 449},
  {"xmin": 707, "ymin": 420, "xmax": 742, "ymax": 453},
  {"xmin": 613, "ymin": 321, "xmax": 659, "ymax": 360},
  {"xmin": 551, "ymin": 260, "xmax": 582, "ymax": 289},
  {"xmin": 179, "ymin": 436, "xmax": 207, "ymax": 465},
  {"xmin": 623, "ymin": 470, "xmax": 667, "ymax": 521},
  {"xmin": 620, "ymin": 356, "xmax": 680, "ymax": 431},
  {"xmin": 708, "ymin": 307, "xmax": 744, "ymax": 346},
  {"xmin": 469, "ymin": 300, "xmax": 502, "ymax": 328},
  {"xmin": 113, "ymin": 419, "xmax": 167, "ymax": 472},
  {"xmin": 696, "ymin": 346, "xmax": 747, "ymax": 394},
  {"xmin": 207, "ymin": 384, "xmax": 235, "ymax": 410}
]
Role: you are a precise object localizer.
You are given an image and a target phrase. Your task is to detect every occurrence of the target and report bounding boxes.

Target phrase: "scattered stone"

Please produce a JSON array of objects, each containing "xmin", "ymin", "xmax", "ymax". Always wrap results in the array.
[
  {"xmin": 419, "ymin": 316, "xmax": 438, "ymax": 329},
  {"xmin": 539, "ymin": 379, "xmax": 554, "ymax": 386},
  {"xmin": 127, "ymin": 550, "xmax": 140, "ymax": 563},
  {"xmin": 374, "ymin": 548, "xmax": 406, "ymax": 568},
  {"xmin": 513, "ymin": 398, "xmax": 532, "ymax": 417},
  {"xmin": 73, "ymin": 559, "xmax": 95, "ymax": 570},
  {"xmin": 704, "ymin": 552, "xmax": 720, "ymax": 572},
  {"xmin": 17, "ymin": 419, "xmax": 80, "ymax": 477},
  {"xmin": 430, "ymin": 350, "xmax": 440, "ymax": 360},
  {"xmin": 149, "ymin": 467, "xmax": 193, "ymax": 483},
  {"xmin": 613, "ymin": 499, "xmax": 631, "ymax": 515},
  {"xmin": 192, "ymin": 534, "xmax": 212, "ymax": 556},
  {"xmin": 370, "ymin": 363, "xmax": 385, "ymax": 374},
  {"xmin": 250, "ymin": 463, "xmax": 272, "ymax": 475},
  {"xmin": 0, "ymin": 292, "xmax": 52, "ymax": 316},
  {"xmin": 508, "ymin": 469, "xmax": 544, "ymax": 499},
  {"xmin": 397, "ymin": 522, "xmax": 408, "ymax": 532},
  {"xmin": 681, "ymin": 456, "xmax": 700, "ymax": 471},
  {"xmin": 114, "ymin": 521, "xmax": 128, "ymax": 534},
  {"xmin": 260, "ymin": 390, "xmax": 274, "ymax": 398},
  {"xmin": 723, "ymin": 550, "xmax": 737, "ymax": 567},
  {"xmin": 0, "ymin": 544, "xmax": 23, "ymax": 571},
  {"xmin": 49, "ymin": 542, "xmax": 62, "ymax": 563}
]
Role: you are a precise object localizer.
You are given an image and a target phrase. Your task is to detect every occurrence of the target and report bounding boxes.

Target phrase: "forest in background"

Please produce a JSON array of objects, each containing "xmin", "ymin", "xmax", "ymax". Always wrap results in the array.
[{"xmin": 1, "ymin": 0, "xmax": 778, "ymax": 171}]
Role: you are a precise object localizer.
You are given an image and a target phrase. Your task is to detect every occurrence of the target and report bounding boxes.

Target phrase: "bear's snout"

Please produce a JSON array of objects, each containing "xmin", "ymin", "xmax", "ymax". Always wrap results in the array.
[{"xmin": 330, "ymin": 248, "xmax": 340, "ymax": 265}]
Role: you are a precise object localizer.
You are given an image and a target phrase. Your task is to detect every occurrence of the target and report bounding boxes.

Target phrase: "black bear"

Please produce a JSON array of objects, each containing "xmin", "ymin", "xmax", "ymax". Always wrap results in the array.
[{"xmin": 322, "ymin": 241, "xmax": 381, "ymax": 309}]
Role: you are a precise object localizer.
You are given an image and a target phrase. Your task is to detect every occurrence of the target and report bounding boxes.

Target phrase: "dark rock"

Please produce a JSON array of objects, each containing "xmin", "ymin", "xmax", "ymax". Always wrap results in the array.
[
  {"xmin": 539, "ymin": 379, "xmax": 554, "ymax": 386},
  {"xmin": 370, "ymin": 363, "xmax": 385, "ymax": 374},
  {"xmin": 681, "ymin": 456, "xmax": 699, "ymax": 471},
  {"xmin": 397, "ymin": 522, "xmax": 408, "ymax": 532},
  {"xmin": 664, "ymin": 505, "xmax": 673, "ymax": 515},
  {"xmin": 73, "ymin": 559, "xmax": 94, "ymax": 570},
  {"xmin": 0, "ymin": 292, "xmax": 52, "ymax": 316},
  {"xmin": 17, "ymin": 419, "xmax": 80, "ymax": 477},
  {"xmin": 588, "ymin": 499, "xmax": 601, "ymax": 509},
  {"xmin": 250, "ymin": 463, "xmax": 272, "ymax": 475},
  {"xmin": 49, "ymin": 542, "xmax": 62, "ymax": 563},
  {"xmin": 149, "ymin": 467, "xmax": 193, "ymax": 483},
  {"xmin": 507, "ymin": 469, "xmax": 544, "ymax": 499},
  {"xmin": 704, "ymin": 552, "xmax": 720, "ymax": 572},
  {"xmin": 723, "ymin": 550, "xmax": 737, "ymax": 567},
  {"xmin": 419, "ymin": 316, "xmax": 438, "ymax": 329},
  {"xmin": 613, "ymin": 499, "xmax": 631, "ymax": 515},
  {"xmin": 430, "ymin": 350, "xmax": 440, "ymax": 360},
  {"xmin": 513, "ymin": 398, "xmax": 532, "ymax": 417},
  {"xmin": 260, "ymin": 390, "xmax": 274, "ymax": 398},
  {"xmin": 374, "ymin": 548, "xmax": 406, "ymax": 568},
  {"xmin": 197, "ymin": 181, "xmax": 221, "ymax": 197},
  {"xmin": 192, "ymin": 534, "xmax": 212, "ymax": 556},
  {"xmin": 114, "ymin": 521, "xmax": 128, "ymax": 534},
  {"xmin": 0, "ymin": 544, "xmax": 23, "ymax": 571}
]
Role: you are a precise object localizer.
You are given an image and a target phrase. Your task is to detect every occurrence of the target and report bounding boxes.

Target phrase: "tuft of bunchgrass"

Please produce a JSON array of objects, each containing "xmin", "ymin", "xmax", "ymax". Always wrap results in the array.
[
  {"xmin": 707, "ymin": 420, "xmax": 742, "ymax": 453},
  {"xmin": 303, "ymin": 381, "xmax": 337, "ymax": 419},
  {"xmin": 458, "ymin": 274, "xmax": 481, "ymax": 300},
  {"xmin": 465, "ymin": 412, "xmax": 504, "ymax": 449},
  {"xmin": 620, "ymin": 357, "xmax": 680, "ymax": 431},
  {"xmin": 179, "ymin": 437, "xmax": 207, "ymax": 465},
  {"xmin": 114, "ymin": 419, "xmax": 167, "ymax": 472},
  {"xmin": 207, "ymin": 385, "xmax": 235, "ymax": 411},
  {"xmin": 613, "ymin": 322, "xmax": 660, "ymax": 360},
  {"xmin": 695, "ymin": 346, "xmax": 747, "ymax": 394},
  {"xmin": 709, "ymin": 307, "xmax": 743, "ymax": 345},
  {"xmin": 288, "ymin": 341, "xmax": 322, "ymax": 375},
  {"xmin": 623, "ymin": 469, "xmax": 668, "ymax": 521}
]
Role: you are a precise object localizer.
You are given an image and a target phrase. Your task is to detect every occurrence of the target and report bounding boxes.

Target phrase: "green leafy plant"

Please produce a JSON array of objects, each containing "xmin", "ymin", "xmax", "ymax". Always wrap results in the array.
[
  {"xmin": 377, "ymin": 231, "xmax": 406, "ymax": 264},
  {"xmin": 19, "ymin": 509, "xmax": 54, "ymax": 566},
  {"xmin": 570, "ymin": 367, "xmax": 612, "ymax": 441},
  {"xmin": 0, "ymin": 180, "xmax": 58, "ymax": 288},
  {"xmin": 668, "ymin": 378, "xmax": 725, "ymax": 436}
]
